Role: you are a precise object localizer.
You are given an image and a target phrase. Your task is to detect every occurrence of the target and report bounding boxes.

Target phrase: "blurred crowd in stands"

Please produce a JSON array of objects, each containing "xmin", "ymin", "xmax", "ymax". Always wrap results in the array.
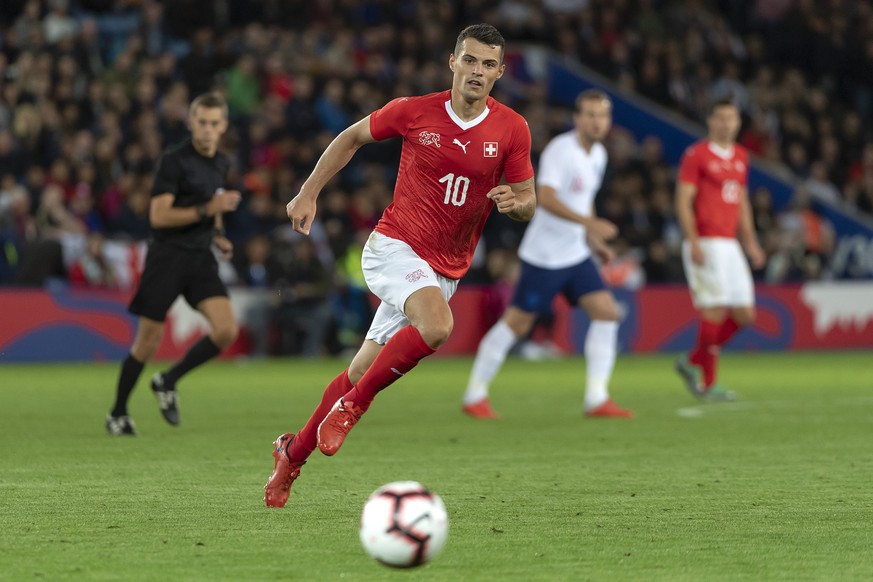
[{"xmin": 0, "ymin": 0, "xmax": 870, "ymax": 355}]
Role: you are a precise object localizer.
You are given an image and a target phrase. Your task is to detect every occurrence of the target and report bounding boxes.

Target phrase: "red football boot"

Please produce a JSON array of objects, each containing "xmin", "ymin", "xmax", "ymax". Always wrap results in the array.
[
  {"xmin": 462, "ymin": 398, "xmax": 501, "ymax": 419},
  {"xmin": 264, "ymin": 433, "xmax": 305, "ymax": 508},
  {"xmin": 585, "ymin": 399, "xmax": 635, "ymax": 419},
  {"xmin": 317, "ymin": 398, "xmax": 365, "ymax": 456}
]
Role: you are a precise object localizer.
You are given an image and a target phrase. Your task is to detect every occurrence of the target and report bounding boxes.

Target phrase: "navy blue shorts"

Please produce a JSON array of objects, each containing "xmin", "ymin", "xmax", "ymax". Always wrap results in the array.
[{"xmin": 510, "ymin": 258, "xmax": 606, "ymax": 314}]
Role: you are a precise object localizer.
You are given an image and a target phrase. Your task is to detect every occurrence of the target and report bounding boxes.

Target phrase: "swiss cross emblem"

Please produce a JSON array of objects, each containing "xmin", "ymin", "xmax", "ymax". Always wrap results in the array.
[{"xmin": 483, "ymin": 142, "xmax": 498, "ymax": 157}]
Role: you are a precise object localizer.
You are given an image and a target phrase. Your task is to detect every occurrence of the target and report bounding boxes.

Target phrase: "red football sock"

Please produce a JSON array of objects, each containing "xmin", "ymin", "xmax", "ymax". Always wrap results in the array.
[
  {"xmin": 287, "ymin": 369, "xmax": 352, "ymax": 463},
  {"xmin": 343, "ymin": 326, "xmax": 436, "ymax": 412},
  {"xmin": 689, "ymin": 320, "xmax": 720, "ymax": 388},
  {"xmin": 717, "ymin": 316, "xmax": 740, "ymax": 346}
]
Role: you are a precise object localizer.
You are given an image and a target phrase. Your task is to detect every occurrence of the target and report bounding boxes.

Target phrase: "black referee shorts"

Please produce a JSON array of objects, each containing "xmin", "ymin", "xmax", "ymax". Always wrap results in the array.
[{"xmin": 129, "ymin": 243, "xmax": 228, "ymax": 322}]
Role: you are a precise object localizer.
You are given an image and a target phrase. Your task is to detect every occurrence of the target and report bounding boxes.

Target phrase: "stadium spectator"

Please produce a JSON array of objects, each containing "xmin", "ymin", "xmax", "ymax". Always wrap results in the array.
[
  {"xmin": 34, "ymin": 182, "xmax": 85, "ymax": 238},
  {"xmin": 769, "ymin": 187, "xmax": 835, "ymax": 282},
  {"xmin": 642, "ymin": 238, "xmax": 683, "ymax": 284},
  {"xmin": 224, "ymin": 53, "xmax": 261, "ymax": 119},
  {"xmin": 111, "ymin": 178, "xmax": 151, "ymax": 240},
  {"xmin": 233, "ymin": 233, "xmax": 276, "ymax": 358},
  {"xmin": 68, "ymin": 231, "xmax": 115, "ymax": 288},
  {"xmin": 272, "ymin": 235, "xmax": 333, "ymax": 358}
]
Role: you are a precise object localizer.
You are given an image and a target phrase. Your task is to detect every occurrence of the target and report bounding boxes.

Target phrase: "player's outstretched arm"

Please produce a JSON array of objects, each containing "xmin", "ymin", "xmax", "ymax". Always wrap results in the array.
[
  {"xmin": 287, "ymin": 116, "xmax": 377, "ymax": 235},
  {"xmin": 487, "ymin": 179, "xmax": 536, "ymax": 222},
  {"xmin": 536, "ymin": 184, "xmax": 617, "ymax": 239}
]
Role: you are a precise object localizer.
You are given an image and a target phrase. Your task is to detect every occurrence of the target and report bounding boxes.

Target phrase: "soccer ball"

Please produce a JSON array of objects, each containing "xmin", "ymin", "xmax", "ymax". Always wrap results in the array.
[{"xmin": 359, "ymin": 481, "xmax": 449, "ymax": 568}]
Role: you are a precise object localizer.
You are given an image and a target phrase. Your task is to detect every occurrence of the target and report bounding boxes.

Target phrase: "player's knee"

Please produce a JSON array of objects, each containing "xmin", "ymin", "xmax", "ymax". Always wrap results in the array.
[
  {"xmin": 594, "ymin": 304, "xmax": 620, "ymax": 322},
  {"xmin": 581, "ymin": 292, "xmax": 620, "ymax": 322},
  {"xmin": 734, "ymin": 309, "xmax": 755, "ymax": 327},
  {"xmin": 417, "ymin": 319, "xmax": 453, "ymax": 349},
  {"xmin": 503, "ymin": 308, "xmax": 535, "ymax": 336},
  {"xmin": 131, "ymin": 324, "xmax": 163, "ymax": 361},
  {"xmin": 211, "ymin": 321, "xmax": 239, "ymax": 348},
  {"xmin": 132, "ymin": 337, "xmax": 159, "ymax": 362}
]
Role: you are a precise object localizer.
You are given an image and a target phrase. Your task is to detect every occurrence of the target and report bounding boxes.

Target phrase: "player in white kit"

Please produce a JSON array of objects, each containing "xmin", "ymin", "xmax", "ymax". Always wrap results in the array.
[{"xmin": 461, "ymin": 90, "xmax": 633, "ymax": 419}]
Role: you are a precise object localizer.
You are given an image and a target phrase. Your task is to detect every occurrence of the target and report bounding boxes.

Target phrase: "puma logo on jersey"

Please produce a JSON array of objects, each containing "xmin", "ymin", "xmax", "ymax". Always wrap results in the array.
[
  {"xmin": 419, "ymin": 131, "xmax": 441, "ymax": 148},
  {"xmin": 452, "ymin": 138, "xmax": 470, "ymax": 154}
]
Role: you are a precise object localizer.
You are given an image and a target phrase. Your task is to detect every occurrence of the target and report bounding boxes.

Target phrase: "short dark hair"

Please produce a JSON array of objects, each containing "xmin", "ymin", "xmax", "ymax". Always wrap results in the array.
[
  {"xmin": 454, "ymin": 24, "xmax": 505, "ymax": 60},
  {"xmin": 575, "ymin": 89, "xmax": 611, "ymax": 112},
  {"xmin": 189, "ymin": 92, "xmax": 228, "ymax": 118},
  {"xmin": 708, "ymin": 97, "xmax": 738, "ymax": 116}
]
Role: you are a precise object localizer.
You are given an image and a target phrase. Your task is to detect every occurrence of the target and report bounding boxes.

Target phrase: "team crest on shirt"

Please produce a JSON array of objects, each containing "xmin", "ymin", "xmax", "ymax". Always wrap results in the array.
[
  {"xmin": 419, "ymin": 131, "xmax": 441, "ymax": 148},
  {"xmin": 570, "ymin": 175, "xmax": 584, "ymax": 192},
  {"xmin": 483, "ymin": 142, "xmax": 498, "ymax": 157},
  {"xmin": 405, "ymin": 269, "xmax": 429, "ymax": 282}
]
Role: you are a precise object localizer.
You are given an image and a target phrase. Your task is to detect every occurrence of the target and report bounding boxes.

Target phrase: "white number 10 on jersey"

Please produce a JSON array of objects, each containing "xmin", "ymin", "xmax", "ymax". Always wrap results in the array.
[{"xmin": 439, "ymin": 173, "xmax": 469, "ymax": 206}]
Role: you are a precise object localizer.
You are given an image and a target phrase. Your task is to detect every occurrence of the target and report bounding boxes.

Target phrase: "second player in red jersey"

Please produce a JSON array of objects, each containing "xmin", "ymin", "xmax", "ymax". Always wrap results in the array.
[
  {"xmin": 264, "ymin": 24, "xmax": 536, "ymax": 508},
  {"xmin": 674, "ymin": 98, "xmax": 765, "ymax": 402},
  {"xmin": 677, "ymin": 137, "xmax": 750, "ymax": 239}
]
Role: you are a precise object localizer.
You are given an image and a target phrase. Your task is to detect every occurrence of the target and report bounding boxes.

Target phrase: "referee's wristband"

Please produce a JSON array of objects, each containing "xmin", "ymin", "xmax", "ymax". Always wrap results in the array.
[{"xmin": 196, "ymin": 204, "xmax": 208, "ymax": 220}]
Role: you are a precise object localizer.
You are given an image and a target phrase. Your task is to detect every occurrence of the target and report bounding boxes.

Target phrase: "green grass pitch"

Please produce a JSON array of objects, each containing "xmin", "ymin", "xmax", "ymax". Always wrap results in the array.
[{"xmin": 1, "ymin": 352, "xmax": 872, "ymax": 580}]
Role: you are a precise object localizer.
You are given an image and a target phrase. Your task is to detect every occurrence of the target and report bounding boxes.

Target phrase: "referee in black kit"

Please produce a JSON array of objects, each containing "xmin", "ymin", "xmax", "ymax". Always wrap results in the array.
[{"xmin": 107, "ymin": 92, "xmax": 242, "ymax": 436}]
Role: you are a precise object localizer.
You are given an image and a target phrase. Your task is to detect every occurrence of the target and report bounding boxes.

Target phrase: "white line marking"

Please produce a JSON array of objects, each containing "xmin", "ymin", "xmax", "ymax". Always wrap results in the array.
[{"xmin": 676, "ymin": 396, "xmax": 873, "ymax": 418}]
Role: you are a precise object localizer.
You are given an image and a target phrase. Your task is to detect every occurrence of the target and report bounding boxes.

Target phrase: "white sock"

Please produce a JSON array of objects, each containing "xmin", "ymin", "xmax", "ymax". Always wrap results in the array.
[
  {"xmin": 464, "ymin": 319, "xmax": 517, "ymax": 405},
  {"xmin": 584, "ymin": 320, "xmax": 618, "ymax": 411}
]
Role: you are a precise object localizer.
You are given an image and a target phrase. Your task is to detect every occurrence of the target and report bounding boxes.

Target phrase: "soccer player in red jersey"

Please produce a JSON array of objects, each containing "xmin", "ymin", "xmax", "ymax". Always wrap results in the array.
[
  {"xmin": 674, "ymin": 99, "xmax": 766, "ymax": 401},
  {"xmin": 265, "ymin": 24, "xmax": 536, "ymax": 508}
]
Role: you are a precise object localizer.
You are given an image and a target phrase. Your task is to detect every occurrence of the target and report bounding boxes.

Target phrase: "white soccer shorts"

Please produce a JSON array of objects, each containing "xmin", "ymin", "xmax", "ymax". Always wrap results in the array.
[
  {"xmin": 362, "ymin": 231, "xmax": 458, "ymax": 344},
  {"xmin": 681, "ymin": 237, "xmax": 755, "ymax": 308}
]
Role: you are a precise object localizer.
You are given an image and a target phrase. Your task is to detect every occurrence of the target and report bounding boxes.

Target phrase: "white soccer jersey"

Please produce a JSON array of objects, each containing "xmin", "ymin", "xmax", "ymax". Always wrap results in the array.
[{"xmin": 518, "ymin": 131, "xmax": 608, "ymax": 269}]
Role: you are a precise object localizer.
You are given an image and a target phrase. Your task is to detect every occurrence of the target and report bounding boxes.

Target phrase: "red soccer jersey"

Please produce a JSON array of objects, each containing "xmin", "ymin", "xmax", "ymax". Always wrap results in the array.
[
  {"xmin": 677, "ymin": 140, "xmax": 749, "ymax": 238},
  {"xmin": 369, "ymin": 90, "xmax": 534, "ymax": 279}
]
